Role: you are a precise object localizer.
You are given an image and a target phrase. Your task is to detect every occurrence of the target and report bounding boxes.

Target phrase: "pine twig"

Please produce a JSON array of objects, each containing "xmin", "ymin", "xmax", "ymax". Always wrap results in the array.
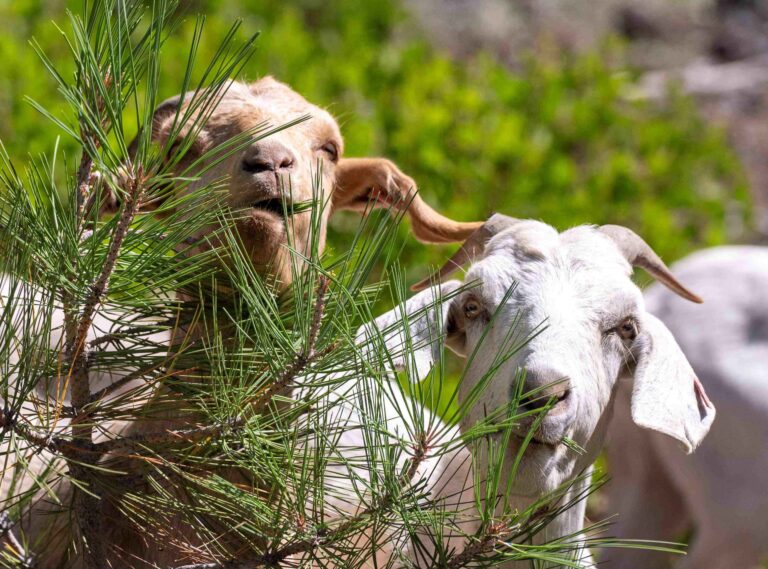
[
  {"xmin": 90, "ymin": 420, "xmax": 240, "ymax": 455},
  {"xmin": 66, "ymin": 162, "xmax": 146, "ymax": 569},
  {"xmin": 440, "ymin": 502, "xmax": 558, "ymax": 568},
  {"xmin": 251, "ymin": 276, "xmax": 331, "ymax": 410},
  {"xmin": 0, "ymin": 407, "xmax": 61, "ymax": 453},
  {"xmin": 406, "ymin": 430, "xmax": 433, "ymax": 480},
  {"xmin": 0, "ymin": 511, "xmax": 36, "ymax": 568}
]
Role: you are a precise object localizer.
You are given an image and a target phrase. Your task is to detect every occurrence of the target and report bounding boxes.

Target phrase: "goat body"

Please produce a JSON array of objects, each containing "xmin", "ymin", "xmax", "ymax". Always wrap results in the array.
[{"xmin": 605, "ymin": 245, "xmax": 768, "ymax": 569}]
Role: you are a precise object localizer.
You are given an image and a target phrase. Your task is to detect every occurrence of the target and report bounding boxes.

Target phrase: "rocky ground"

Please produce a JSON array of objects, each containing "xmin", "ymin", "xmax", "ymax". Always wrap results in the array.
[{"xmin": 405, "ymin": 0, "xmax": 768, "ymax": 237}]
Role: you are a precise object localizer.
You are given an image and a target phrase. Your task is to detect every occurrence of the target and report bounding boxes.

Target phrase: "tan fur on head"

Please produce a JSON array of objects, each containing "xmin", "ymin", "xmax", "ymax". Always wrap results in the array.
[{"xmin": 106, "ymin": 77, "xmax": 481, "ymax": 286}]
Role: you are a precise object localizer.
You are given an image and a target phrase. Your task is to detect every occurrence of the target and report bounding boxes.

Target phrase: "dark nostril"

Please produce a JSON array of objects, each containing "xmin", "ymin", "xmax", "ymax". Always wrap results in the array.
[
  {"xmin": 520, "ymin": 388, "xmax": 570, "ymax": 412},
  {"xmin": 242, "ymin": 158, "xmax": 274, "ymax": 174},
  {"xmin": 520, "ymin": 394, "xmax": 548, "ymax": 412},
  {"xmin": 242, "ymin": 151, "xmax": 294, "ymax": 174},
  {"xmin": 277, "ymin": 154, "xmax": 294, "ymax": 170}
]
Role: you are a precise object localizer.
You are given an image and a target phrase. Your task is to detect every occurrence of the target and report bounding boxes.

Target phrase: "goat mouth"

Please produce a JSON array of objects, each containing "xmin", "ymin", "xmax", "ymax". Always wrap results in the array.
[
  {"xmin": 514, "ymin": 390, "xmax": 574, "ymax": 448},
  {"xmin": 519, "ymin": 388, "xmax": 571, "ymax": 415},
  {"xmin": 252, "ymin": 197, "xmax": 291, "ymax": 218},
  {"xmin": 514, "ymin": 430, "xmax": 566, "ymax": 449}
]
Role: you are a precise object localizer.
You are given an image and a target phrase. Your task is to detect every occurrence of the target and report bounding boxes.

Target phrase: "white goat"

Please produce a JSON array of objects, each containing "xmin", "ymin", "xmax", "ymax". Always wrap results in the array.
[
  {"xmin": 605, "ymin": 245, "xmax": 768, "ymax": 569},
  {"xmin": 359, "ymin": 214, "xmax": 716, "ymax": 567}
]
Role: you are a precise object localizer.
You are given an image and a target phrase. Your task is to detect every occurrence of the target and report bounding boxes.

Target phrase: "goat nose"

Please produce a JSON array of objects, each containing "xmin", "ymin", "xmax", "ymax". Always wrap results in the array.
[
  {"xmin": 517, "ymin": 367, "xmax": 571, "ymax": 412},
  {"xmin": 242, "ymin": 143, "xmax": 296, "ymax": 173}
]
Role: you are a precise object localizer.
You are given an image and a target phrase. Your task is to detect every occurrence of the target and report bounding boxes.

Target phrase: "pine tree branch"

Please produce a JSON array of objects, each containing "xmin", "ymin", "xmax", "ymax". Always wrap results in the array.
[
  {"xmin": 90, "ymin": 420, "xmax": 241, "ymax": 454},
  {"xmin": 81, "ymin": 277, "xmax": 330, "ymax": 462},
  {"xmin": 0, "ymin": 407, "xmax": 62, "ymax": 453},
  {"xmin": 173, "ymin": 425, "xmax": 435, "ymax": 569},
  {"xmin": 74, "ymin": 70, "xmax": 111, "ymax": 231},
  {"xmin": 406, "ymin": 430, "xmax": 433, "ymax": 480},
  {"xmin": 439, "ymin": 502, "xmax": 560, "ymax": 568},
  {"xmin": 85, "ymin": 279, "xmax": 333, "ymax": 457},
  {"xmin": 68, "ymin": 174, "xmax": 146, "ymax": 370},
  {"xmin": 75, "ymin": 152, "xmax": 95, "ymax": 231},
  {"xmin": 65, "ymin": 152, "xmax": 145, "ymax": 569}
]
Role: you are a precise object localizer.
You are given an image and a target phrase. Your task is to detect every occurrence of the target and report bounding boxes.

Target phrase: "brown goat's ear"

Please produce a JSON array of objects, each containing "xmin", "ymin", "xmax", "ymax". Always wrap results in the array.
[
  {"xmin": 126, "ymin": 93, "xmax": 190, "ymax": 159},
  {"xmin": 333, "ymin": 157, "xmax": 482, "ymax": 244},
  {"xmin": 103, "ymin": 92, "xmax": 209, "ymax": 216}
]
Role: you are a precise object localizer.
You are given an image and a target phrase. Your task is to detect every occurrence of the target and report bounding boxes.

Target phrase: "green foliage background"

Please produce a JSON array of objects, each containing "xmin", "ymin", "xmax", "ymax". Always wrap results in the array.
[
  {"xmin": 0, "ymin": 0, "xmax": 750, "ymax": 283},
  {"xmin": 2, "ymin": 0, "xmax": 751, "ymax": 417}
]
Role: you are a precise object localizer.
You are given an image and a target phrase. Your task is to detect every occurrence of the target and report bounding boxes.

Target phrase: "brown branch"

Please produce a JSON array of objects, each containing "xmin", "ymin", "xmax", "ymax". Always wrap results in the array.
[
  {"xmin": 176, "ymin": 561, "xmax": 234, "ymax": 569},
  {"xmin": 64, "ymin": 108, "xmax": 142, "ymax": 567},
  {"xmin": 406, "ymin": 430, "xmax": 433, "ymax": 480},
  {"xmin": 68, "ymin": 175, "xmax": 145, "ymax": 368},
  {"xmin": 306, "ymin": 276, "xmax": 329, "ymax": 354},
  {"xmin": 442, "ymin": 523, "xmax": 507, "ymax": 569},
  {"xmin": 74, "ymin": 70, "xmax": 111, "ymax": 230},
  {"xmin": 0, "ymin": 407, "xmax": 61, "ymax": 454},
  {"xmin": 75, "ymin": 152, "xmax": 95, "ymax": 229},
  {"xmin": 176, "ymin": 494, "xmax": 403, "ymax": 568},
  {"xmin": 90, "ymin": 420, "xmax": 241, "ymax": 455},
  {"xmin": 440, "ymin": 502, "xmax": 559, "ymax": 568},
  {"xmin": 68, "ymin": 175, "xmax": 145, "ymax": 568}
]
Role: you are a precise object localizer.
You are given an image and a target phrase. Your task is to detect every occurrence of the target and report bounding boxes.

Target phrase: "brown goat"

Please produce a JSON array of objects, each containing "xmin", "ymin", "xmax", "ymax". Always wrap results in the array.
[{"xmin": 1, "ymin": 77, "xmax": 480, "ymax": 567}]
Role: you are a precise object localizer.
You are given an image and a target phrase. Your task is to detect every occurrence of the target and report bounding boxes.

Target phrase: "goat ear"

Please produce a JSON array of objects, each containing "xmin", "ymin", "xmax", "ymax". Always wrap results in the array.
[
  {"xmin": 101, "ymin": 93, "xmax": 210, "ymax": 216},
  {"xmin": 333, "ymin": 158, "xmax": 482, "ymax": 244},
  {"xmin": 628, "ymin": 313, "xmax": 715, "ymax": 453},
  {"xmin": 126, "ymin": 94, "xmax": 187, "ymax": 159},
  {"xmin": 356, "ymin": 281, "xmax": 462, "ymax": 382}
]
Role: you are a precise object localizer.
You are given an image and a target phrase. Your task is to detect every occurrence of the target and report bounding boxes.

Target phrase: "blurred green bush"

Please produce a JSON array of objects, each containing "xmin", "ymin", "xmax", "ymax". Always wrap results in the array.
[
  {"xmin": 0, "ymin": 0, "xmax": 750, "ymax": 281},
  {"xmin": 0, "ymin": 0, "xmax": 751, "ymax": 417}
]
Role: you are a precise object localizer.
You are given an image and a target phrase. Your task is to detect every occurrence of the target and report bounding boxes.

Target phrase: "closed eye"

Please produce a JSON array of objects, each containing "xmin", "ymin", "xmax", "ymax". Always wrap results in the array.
[{"xmin": 319, "ymin": 141, "xmax": 339, "ymax": 162}]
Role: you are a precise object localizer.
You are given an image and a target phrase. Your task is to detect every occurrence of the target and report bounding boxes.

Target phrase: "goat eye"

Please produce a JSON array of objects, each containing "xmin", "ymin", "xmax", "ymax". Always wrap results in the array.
[
  {"xmin": 320, "ymin": 142, "xmax": 339, "ymax": 162},
  {"xmin": 616, "ymin": 317, "xmax": 638, "ymax": 341},
  {"xmin": 464, "ymin": 298, "xmax": 482, "ymax": 319}
]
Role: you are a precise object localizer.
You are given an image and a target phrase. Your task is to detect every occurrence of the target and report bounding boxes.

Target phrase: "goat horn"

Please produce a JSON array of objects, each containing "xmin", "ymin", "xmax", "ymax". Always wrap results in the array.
[
  {"xmin": 406, "ymin": 194, "xmax": 484, "ymax": 244},
  {"xmin": 411, "ymin": 213, "xmax": 517, "ymax": 291},
  {"xmin": 598, "ymin": 224, "xmax": 703, "ymax": 304}
]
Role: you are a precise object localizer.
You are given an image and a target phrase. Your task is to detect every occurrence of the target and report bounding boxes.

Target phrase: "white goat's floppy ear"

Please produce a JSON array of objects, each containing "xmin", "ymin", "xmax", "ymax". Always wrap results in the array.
[
  {"xmin": 630, "ymin": 313, "xmax": 715, "ymax": 453},
  {"xmin": 356, "ymin": 281, "xmax": 462, "ymax": 381}
]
